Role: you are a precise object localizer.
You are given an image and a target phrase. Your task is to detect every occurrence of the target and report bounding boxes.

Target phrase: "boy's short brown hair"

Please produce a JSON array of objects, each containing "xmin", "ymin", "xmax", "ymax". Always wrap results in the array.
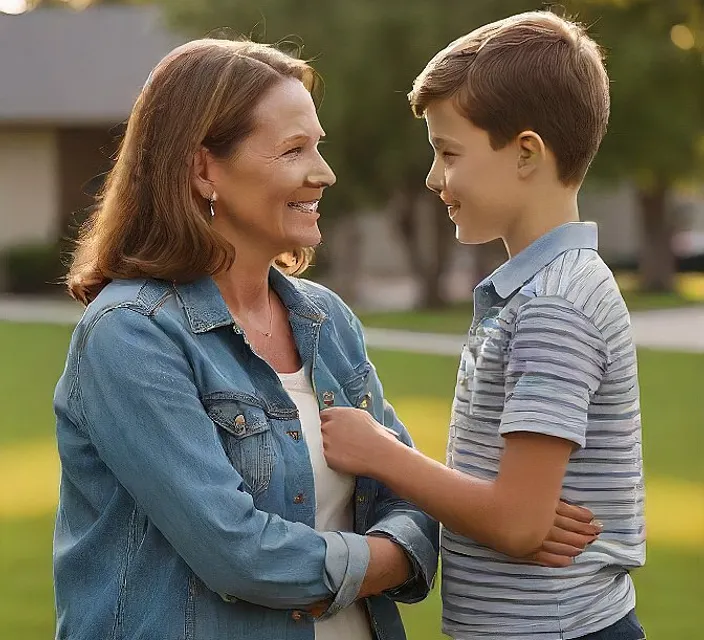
[{"xmin": 408, "ymin": 11, "xmax": 609, "ymax": 185}]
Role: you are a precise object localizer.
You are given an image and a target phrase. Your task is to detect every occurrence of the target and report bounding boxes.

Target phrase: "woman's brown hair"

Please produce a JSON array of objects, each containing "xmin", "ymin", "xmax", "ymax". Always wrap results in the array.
[{"xmin": 68, "ymin": 39, "xmax": 319, "ymax": 305}]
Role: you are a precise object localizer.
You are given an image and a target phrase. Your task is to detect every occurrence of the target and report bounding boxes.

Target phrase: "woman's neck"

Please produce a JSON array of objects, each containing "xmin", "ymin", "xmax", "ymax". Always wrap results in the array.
[{"xmin": 213, "ymin": 248, "xmax": 274, "ymax": 316}]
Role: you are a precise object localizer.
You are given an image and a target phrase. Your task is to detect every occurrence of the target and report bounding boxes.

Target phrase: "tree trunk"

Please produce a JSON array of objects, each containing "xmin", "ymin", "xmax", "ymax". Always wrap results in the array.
[
  {"xmin": 321, "ymin": 215, "xmax": 363, "ymax": 305},
  {"xmin": 636, "ymin": 181, "xmax": 675, "ymax": 292},
  {"xmin": 392, "ymin": 187, "xmax": 454, "ymax": 308}
]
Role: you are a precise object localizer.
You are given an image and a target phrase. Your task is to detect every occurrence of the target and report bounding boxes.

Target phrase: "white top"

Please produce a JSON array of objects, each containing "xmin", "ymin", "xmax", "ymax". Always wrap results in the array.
[{"xmin": 277, "ymin": 368, "xmax": 373, "ymax": 640}]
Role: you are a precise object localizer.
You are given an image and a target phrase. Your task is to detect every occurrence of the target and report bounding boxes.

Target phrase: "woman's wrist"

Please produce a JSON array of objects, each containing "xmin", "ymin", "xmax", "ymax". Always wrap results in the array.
[{"xmin": 358, "ymin": 535, "xmax": 412, "ymax": 598}]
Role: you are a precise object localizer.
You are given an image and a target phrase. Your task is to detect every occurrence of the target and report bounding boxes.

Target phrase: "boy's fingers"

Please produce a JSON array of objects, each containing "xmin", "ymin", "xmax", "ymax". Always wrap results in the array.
[
  {"xmin": 539, "ymin": 541, "xmax": 582, "ymax": 558},
  {"xmin": 531, "ymin": 551, "xmax": 573, "ymax": 568},
  {"xmin": 547, "ymin": 524, "xmax": 598, "ymax": 549},
  {"xmin": 553, "ymin": 514, "xmax": 596, "ymax": 535},
  {"xmin": 556, "ymin": 501, "xmax": 593, "ymax": 522},
  {"xmin": 554, "ymin": 513, "xmax": 603, "ymax": 536}
]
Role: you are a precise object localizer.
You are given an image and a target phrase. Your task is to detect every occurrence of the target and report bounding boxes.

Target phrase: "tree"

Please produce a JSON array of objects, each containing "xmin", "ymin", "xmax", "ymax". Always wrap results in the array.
[{"xmin": 569, "ymin": 0, "xmax": 704, "ymax": 291}]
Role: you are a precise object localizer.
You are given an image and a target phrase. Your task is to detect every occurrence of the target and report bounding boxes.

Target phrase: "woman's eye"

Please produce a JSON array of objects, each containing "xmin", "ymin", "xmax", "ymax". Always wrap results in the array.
[{"xmin": 284, "ymin": 146, "xmax": 304, "ymax": 156}]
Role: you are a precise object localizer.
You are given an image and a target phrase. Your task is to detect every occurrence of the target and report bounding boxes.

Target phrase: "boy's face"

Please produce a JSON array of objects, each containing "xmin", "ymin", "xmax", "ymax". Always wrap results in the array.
[{"xmin": 424, "ymin": 98, "xmax": 524, "ymax": 245}]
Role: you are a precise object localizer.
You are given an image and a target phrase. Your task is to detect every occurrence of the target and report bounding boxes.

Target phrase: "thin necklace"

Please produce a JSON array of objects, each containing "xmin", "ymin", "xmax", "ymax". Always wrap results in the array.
[{"xmin": 252, "ymin": 289, "xmax": 274, "ymax": 338}]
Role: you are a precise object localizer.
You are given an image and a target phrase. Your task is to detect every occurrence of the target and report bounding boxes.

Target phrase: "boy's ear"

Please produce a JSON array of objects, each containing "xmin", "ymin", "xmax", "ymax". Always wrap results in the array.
[{"xmin": 516, "ymin": 130, "xmax": 546, "ymax": 178}]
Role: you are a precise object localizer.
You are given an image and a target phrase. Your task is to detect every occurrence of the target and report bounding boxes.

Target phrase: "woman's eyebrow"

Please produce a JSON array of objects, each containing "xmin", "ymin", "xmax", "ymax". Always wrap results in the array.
[{"xmin": 279, "ymin": 131, "xmax": 326, "ymax": 147}]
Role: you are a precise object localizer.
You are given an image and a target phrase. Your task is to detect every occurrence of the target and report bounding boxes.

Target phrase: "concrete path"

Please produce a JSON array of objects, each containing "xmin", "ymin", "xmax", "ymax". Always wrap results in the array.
[
  {"xmin": 0, "ymin": 296, "xmax": 83, "ymax": 325},
  {"xmin": 1, "ymin": 295, "xmax": 703, "ymax": 353},
  {"xmin": 365, "ymin": 306, "xmax": 704, "ymax": 354}
]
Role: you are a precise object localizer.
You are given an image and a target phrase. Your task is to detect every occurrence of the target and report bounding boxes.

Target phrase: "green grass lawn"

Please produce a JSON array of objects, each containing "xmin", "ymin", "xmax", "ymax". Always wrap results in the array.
[
  {"xmin": 1, "ymin": 321, "xmax": 702, "ymax": 639},
  {"xmin": 358, "ymin": 291, "xmax": 701, "ymax": 335}
]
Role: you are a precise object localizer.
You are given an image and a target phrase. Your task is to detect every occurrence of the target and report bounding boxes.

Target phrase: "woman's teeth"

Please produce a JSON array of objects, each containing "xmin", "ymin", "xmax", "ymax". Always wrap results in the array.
[{"xmin": 287, "ymin": 200, "xmax": 319, "ymax": 213}]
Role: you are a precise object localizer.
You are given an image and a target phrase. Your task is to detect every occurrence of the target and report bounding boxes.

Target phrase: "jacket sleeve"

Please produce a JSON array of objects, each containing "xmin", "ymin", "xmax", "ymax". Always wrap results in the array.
[
  {"xmin": 348, "ymin": 314, "xmax": 440, "ymax": 603},
  {"xmin": 365, "ymin": 395, "xmax": 440, "ymax": 603},
  {"xmin": 70, "ymin": 306, "xmax": 369, "ymax": 612}
]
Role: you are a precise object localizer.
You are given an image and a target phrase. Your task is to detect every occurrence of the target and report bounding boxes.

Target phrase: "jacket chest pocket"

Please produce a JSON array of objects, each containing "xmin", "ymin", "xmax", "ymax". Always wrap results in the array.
[
  {"xmin": 205, "ymin": 399, "xmax": 276, "ymax": 497},
  {"xmin": 340, "ymin": 362, "xmax": 377, "ymax": 418}
]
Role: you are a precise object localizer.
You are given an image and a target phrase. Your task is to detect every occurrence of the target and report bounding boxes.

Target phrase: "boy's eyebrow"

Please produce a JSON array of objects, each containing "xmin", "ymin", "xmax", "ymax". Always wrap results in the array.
[{"xmin": 430, "ymin": 135, "xmax": 460, "ymax": 149}]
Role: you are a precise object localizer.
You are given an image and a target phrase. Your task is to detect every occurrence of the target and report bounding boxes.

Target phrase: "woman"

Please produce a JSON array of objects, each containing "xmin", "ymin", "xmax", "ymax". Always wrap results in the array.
[
  {"xmin": 54, "ymin": 39, "xmax": 435, "ymax": 640},
  {"xmin": 53, "ymin": 39, "xmax": 595, "ymax": 640}
]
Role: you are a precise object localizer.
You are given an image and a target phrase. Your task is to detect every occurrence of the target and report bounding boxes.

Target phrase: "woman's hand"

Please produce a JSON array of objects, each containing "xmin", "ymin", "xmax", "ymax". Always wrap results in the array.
[{"xmin": 529, "ymin": 501, "xmax": 602, "ymax": 567}]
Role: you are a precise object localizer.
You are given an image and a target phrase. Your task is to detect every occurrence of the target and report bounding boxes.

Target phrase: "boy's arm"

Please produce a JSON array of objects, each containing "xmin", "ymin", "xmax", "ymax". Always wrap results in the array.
[{"xmin": 321, "ymin": 296, "xmax": 607, "ymax": 557}]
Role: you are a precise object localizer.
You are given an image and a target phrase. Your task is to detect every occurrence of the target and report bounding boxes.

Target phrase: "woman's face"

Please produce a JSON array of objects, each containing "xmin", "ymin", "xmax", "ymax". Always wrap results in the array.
[{"xmin": 206, "ymin": 78, "xmax": 336, "ymax": 257}]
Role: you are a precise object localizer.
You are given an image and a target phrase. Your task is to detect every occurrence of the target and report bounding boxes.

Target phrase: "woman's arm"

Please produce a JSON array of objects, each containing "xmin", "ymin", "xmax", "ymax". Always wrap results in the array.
[
  {"xmin": 363, "ymin": 398, "xmax": 440, "ymax": 603},
  {"xmin": 71, "ymin": 306, "xmax": 368, "ymax": 613}
]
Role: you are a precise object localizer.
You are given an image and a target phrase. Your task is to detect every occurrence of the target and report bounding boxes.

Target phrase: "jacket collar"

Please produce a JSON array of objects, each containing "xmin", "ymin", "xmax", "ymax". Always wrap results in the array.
[{"xmin": 174, "ymin": 268, "xmax": 325, "ymax": 334}]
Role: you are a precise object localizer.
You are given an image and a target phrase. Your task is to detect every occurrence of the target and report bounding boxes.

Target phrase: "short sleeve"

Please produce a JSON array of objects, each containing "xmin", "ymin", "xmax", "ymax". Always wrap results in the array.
[{"xmin": 499, "ymin": 296, "xmax": 608, "ymax": 448}]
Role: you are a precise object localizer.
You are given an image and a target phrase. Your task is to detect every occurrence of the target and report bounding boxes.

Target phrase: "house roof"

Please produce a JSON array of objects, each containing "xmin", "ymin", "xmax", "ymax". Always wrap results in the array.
[{"xmin": 0, "ymin": 6, "xmax": 183, "ymax": 125}]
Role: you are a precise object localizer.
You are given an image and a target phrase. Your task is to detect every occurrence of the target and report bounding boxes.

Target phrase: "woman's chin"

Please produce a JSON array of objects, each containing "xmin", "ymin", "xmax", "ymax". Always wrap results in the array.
[
  {"xmin": 291, "ymin": 227, "xmax": 322, "ymax": 248},
  {"xmin": 276, "ymin": 232, "xmax": 321, "ymax": 255}
]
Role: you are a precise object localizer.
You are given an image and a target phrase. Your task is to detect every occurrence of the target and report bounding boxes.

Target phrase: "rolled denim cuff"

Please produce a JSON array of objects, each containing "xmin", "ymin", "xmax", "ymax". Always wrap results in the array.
[
  {"xmin": 319, "ymin": 531, "xmax": 369, "ymax": 618},
  {"xmin": 366, "ymin": 518, "xmax": 437, "ymax": 603},
  {"xmin": 366, "ymin": 531, "xmax": 421, "ymax": 598}
]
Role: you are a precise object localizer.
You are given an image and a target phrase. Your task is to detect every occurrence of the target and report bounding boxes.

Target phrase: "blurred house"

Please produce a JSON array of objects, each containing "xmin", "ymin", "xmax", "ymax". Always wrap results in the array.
[
  {"xmin": 0, "ymin": 5, "xmax": 181, "ymax": 251},
  {"xmin": 0, "ymin": 5, "xmax": 701, "ymax": 304}
]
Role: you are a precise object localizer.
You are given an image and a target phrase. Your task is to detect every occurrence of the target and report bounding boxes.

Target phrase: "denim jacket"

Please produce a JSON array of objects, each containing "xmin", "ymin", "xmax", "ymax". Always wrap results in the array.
[{"xmin": 53, "ymin": 270, "xmax": 439, "ymax": 640}]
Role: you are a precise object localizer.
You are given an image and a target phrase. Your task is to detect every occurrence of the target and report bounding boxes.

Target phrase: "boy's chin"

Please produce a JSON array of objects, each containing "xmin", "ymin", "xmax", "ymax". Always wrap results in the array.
[{"xmin": 455, "ymin": 225, "xmax": 492, "ymax": 245}]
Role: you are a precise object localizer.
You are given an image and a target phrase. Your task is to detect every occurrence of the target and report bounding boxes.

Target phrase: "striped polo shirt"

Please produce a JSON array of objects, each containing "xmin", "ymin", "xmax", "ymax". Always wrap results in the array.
[{"xmin": 443, "ymin": 222, "xmax": 645, "ymax": 639}]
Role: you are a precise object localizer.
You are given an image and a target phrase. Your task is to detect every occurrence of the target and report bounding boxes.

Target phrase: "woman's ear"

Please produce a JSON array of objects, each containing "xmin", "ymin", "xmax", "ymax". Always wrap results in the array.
[
  {"xmin": 191, "ymin": 147, "xmax": 216, "ymax": 199},
  {"xmin": 515, "ymin": 130, "xmax": 546, "ymax": 179}
]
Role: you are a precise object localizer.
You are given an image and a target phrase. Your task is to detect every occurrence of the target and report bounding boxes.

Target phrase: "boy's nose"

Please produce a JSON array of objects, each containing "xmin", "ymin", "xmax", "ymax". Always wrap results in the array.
[{"xmin": 425, "ymin": 160, "xmax": 444, "ymax": 194}]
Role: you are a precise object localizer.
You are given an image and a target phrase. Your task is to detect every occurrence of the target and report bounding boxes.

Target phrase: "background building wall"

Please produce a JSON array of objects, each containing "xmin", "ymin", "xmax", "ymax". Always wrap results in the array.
[{"xmin": 0, "ymin": 128, "xmax": 59, "ymax": 249}]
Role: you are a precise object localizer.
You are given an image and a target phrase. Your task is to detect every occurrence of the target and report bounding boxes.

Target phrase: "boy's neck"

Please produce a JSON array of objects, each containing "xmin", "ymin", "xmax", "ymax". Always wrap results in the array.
[{"xmin": 502, "ymin": 190, "xmax": 580, "ymax": 258}]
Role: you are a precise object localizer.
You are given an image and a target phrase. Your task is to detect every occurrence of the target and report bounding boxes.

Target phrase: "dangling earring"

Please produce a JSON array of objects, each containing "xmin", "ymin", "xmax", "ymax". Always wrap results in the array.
[{"xmin": 208, "ymin": 192, "xmax": 217, "ymax": 218}]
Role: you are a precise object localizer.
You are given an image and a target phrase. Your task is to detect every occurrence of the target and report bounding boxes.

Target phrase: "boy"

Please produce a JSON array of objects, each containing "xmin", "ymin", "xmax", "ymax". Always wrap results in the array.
[{"xmin": 321, "ymin": 11, "xmax": 646, "ymax": 640}]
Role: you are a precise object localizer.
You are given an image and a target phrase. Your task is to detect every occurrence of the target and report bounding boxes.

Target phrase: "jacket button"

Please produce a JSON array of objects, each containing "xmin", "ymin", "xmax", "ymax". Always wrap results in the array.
[
  {"xmin": 356, "ymin": 494, "xmax": 366, "ymax": 504},
  {"xmin": 322, "ymin": 391, "xmax": 335, "ymax": 406},
  {"xmin": 292, "ymin": 610, "xmax": 303, "ymax": 621},
  {"xmin": 359, "ymin": 393, "xmax": 372, "ymax": 409},
  {"xmin": 232, "ymin": 414, "xmax": 246, "ymax": 435},
  {"xmin": 293, "ymin": 493, "xmax": 305, "ymax": 504}
]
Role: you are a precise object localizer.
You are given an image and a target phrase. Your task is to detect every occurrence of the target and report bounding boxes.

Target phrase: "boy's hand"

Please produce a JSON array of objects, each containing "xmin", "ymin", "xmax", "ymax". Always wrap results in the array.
[
  {"xmin": 321, "ymin": 407, "xmax": 400, "ymax": 478},
  {"xmin": 530, "ymin": 501, "xmax": 602, "ymax": 567}
]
